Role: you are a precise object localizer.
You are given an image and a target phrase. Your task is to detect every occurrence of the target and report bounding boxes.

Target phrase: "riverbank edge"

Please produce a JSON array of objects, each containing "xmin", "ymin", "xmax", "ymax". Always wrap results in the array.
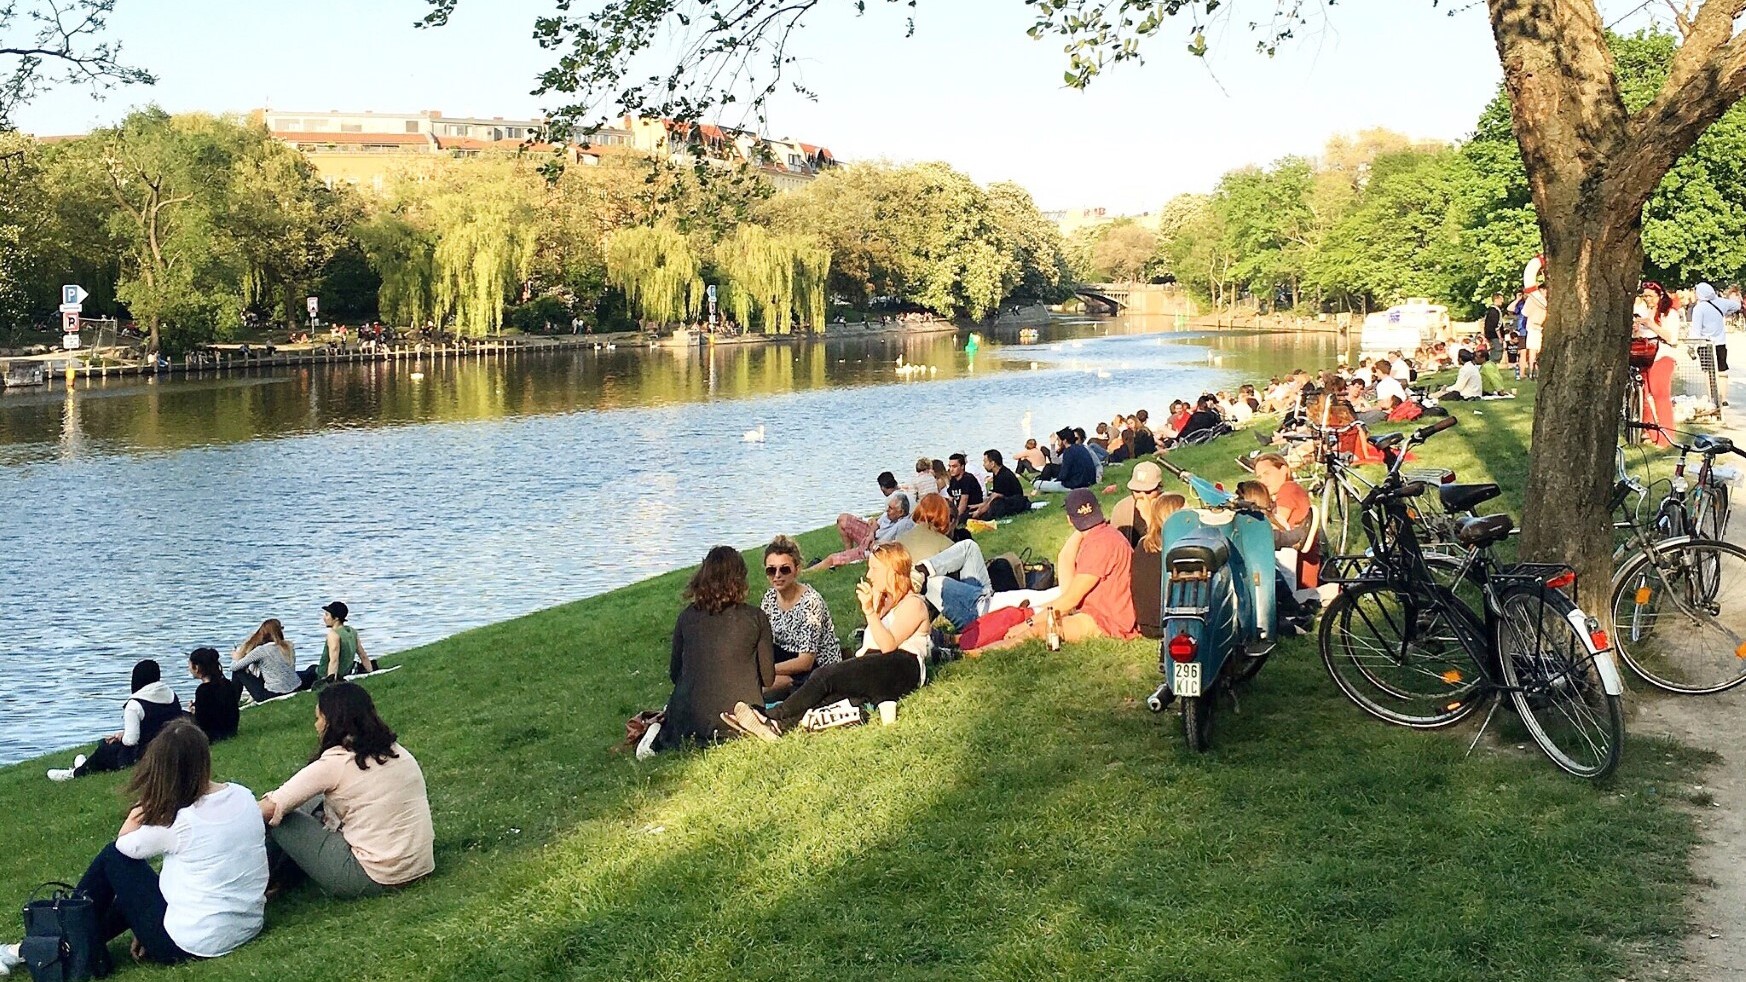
[{"xmin": 0, "ymin": 379, "xmax": 1711, "ymax": 981}]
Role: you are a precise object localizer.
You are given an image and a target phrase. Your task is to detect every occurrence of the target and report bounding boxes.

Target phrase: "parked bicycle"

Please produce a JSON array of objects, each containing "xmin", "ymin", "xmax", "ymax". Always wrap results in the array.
[
  {"xmin": 1609, "ymin": 428, "xmax": 1746, "ymax": 694},
  {"xmin": 1318, "ymin": 417, "xmax": 1626, "ymax": 779}
]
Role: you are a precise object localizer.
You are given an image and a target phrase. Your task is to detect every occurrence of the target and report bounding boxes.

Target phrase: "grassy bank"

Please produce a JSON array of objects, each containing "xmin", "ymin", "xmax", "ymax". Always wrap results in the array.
[{"xmin": 0, "ymin": 383, "xmax": 1708, "ymax": 981}]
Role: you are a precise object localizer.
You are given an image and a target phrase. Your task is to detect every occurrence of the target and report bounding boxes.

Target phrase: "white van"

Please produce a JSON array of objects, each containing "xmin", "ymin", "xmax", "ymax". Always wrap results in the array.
[{"xmin": 1360, "ymin": 299, "xmax": 1450, "ymax": 358}]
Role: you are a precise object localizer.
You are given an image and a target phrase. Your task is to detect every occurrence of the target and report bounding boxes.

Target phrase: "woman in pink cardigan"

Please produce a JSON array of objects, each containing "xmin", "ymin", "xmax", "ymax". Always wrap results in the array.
[{"xmin": 258, "ymin": 683, "xmax": 434, "ymax": 897}]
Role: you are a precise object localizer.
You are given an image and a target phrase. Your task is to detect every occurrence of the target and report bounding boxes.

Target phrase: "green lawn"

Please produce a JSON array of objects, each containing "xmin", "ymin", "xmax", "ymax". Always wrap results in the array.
[{"xmin": 0, "ymin": 383, "xmax": 1708, "ymax": 981}]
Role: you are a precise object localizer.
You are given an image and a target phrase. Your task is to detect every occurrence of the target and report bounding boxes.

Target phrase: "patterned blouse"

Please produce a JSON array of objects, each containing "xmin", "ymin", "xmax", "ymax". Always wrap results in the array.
[{"xmin": 760, "ymin": 585, "xmax": 841, "ymax": 667}]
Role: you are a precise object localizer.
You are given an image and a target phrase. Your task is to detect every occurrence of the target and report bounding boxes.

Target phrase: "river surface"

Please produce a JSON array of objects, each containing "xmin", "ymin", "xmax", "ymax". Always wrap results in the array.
[{"xmin": 0, "ymin": 315, "xmax": 1343, "ymax": 764}]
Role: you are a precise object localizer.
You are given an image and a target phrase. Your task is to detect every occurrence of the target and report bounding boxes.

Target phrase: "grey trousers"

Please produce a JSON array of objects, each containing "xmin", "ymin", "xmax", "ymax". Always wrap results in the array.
[{"xmin": 270, "ymin": 797, "xmax": 384, "ymax": 899}]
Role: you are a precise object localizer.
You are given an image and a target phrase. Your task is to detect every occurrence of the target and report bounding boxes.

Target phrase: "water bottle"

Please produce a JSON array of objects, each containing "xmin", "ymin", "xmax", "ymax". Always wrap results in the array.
[{"xmin": 1046, "ymin": 608, "xmax": 1061, "ymax": 651}]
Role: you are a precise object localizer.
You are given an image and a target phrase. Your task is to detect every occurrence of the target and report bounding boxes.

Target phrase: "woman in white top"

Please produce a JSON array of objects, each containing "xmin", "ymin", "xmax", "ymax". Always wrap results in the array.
[
  {"xmin": 231, "ymin": 617, "xmax": 303, "ymax": 702},
  {"xmin": 724, "ymin": 541, "xmax": 931, "ymax": 739},
  {"xmin": 1, "ymin": 721, "xmax": 266, "ymax": 973}
]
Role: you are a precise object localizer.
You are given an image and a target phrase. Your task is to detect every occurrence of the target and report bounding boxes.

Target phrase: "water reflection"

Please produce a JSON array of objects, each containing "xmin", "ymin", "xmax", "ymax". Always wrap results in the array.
[{"xmin": 0, "ymin": 316, "xmax": 1341, "ymax": 762}]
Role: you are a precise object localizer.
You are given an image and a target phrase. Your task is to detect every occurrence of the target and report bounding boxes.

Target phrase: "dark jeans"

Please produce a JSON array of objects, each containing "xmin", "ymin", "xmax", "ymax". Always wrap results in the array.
[
  {"xmin": 77, "ymin": 843, "xmax": 191, "ymax": 965},
  {"xmin": 985, "ymin": 495, "xmax": 1030, "ymax": 519},
  {"xmin": 767, "ymin": 652, "xmax": 922, "ymax": 728},
  {"xmin": 236, "ymin": 672, "xmax": 292, "ymax": 704},
  {"xmin": 76, "ymin": 738, "xmax": 139, "ymax": 777}
]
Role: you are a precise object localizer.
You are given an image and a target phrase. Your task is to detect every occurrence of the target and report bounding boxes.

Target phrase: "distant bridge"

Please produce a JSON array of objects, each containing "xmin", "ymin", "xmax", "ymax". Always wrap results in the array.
[{"xmin": 1074, "ymin": 283, "xmax": 1131, "ymax": 313}]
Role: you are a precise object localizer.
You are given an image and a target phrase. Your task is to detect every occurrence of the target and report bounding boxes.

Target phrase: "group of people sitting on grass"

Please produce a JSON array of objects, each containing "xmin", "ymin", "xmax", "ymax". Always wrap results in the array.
[
  {"xmin": 643, "ymin": 364, "xmax": 1417, "ymax": 754},
  {"xmin": 1, "ymin": 604, "xmax": 429, "ymax": 977},
  {"xmin": 45, "ymin": 604, "xmax": 377, "ymax": 783}
]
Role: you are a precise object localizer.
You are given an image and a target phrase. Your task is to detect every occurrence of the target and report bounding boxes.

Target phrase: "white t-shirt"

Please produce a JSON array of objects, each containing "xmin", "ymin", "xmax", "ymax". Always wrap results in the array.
[
  {"xmin": 1452, "ymin": 363, "xmax": 1483, "ymax": 399},
  {"xmin": 1375, "ymin": 375, "xmax": 1407, "ymax": 405},
  {"xmin": 116, "ymin": 783, "xmax": 268, "ymax": 958}
]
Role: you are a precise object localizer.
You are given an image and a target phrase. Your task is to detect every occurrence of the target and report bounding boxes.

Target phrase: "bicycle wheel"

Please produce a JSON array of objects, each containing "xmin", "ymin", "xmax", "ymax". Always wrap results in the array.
[
  {"xmin": 1319, "ymin": 581, "xmax": 1488, "ymax": 728},
  {"xmin": 1322, "ymin": 480, "xmax": 1356, "ymax": 556},
  {"xmin": 1610, "ymin": 538, "xmax": 1746, "ymax": 694},
  {"xmin": 1695, "ymin": 482, "xmax": 1730, "ymax": 542},
  {"xmin": 1623, "ymin": 382, "xmax": 1644, "ymax": 445},
  {"xmin": 1495, "ymin": 585, "xmax": 1624, "ymax": 779}
]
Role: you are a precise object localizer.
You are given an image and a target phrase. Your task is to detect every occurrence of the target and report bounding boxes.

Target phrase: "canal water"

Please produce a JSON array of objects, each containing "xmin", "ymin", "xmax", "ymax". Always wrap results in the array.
[{"xmin": 0, "ymin": 315, "xmax": 1341, "ymax": 764}]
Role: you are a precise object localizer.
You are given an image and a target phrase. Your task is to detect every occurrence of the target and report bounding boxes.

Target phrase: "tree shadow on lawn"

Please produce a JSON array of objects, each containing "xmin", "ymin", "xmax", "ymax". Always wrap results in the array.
[{"xmin": 398, "ymin": 637, "xmax": 1695, "ymax": 982}]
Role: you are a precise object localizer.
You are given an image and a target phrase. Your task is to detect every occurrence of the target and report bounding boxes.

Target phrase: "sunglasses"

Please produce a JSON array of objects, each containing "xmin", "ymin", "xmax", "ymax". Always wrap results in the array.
[{"xmin": 765, "ymin": 564, "xmax": 795, "ymax": 577}]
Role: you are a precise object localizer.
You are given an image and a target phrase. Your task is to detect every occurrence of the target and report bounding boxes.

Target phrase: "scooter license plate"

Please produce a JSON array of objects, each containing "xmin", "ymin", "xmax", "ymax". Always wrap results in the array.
[{"xmin": 1172, "ymin": 662, "xmax": 1202, "ymax": 698}]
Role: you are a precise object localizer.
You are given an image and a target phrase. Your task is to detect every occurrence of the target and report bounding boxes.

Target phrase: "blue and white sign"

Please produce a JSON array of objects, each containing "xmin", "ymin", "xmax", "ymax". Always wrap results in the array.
[{"xmin": 61, "ymin": 284, "xmax": 88, "ymax": 307}]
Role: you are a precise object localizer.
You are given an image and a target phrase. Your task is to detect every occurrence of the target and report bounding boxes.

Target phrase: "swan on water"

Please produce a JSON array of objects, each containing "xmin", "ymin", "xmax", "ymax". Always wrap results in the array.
[
  {"xmin": 743, "ymin": 424, "xmax": 766, "ymax": 443},
  {"xmin": 1096, "ymin": 369, "xmax": 1112, "ymax": 379},
  {"xmin": 410, "ymin": 372, "xmax": 425, "ymax": 381}
]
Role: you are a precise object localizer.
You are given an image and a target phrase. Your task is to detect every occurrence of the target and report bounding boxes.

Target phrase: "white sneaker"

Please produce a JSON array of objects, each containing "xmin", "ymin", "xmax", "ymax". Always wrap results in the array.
[
  {"xmin": 46, "ymin": 768, "xmax": 75, "ymax": 782},
  {"xmin": 0, "ymin": 942, "xmax": 20, "ymax": 975},
  {"xmin": 73, "ymin": 754, "xmax": 87, "ymax": 770}
]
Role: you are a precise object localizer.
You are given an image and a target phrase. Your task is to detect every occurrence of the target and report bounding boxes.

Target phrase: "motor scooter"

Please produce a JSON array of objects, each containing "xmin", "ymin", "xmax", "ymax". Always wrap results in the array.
[{"xmin": 1145, "ymin": 460, "xmax": 1278, "ymax": 751}]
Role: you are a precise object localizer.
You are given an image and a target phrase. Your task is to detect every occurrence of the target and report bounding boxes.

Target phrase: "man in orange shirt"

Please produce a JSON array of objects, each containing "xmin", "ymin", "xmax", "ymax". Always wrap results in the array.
[{"xmin": 980, "ymin": 489, "xmax": 1138, "ymax": 650}]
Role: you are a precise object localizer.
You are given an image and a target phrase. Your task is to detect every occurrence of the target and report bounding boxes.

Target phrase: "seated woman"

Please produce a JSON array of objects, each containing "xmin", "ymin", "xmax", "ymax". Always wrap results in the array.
[
  {"xmin": 3, "ymin": 721, "xmax": 268, "ymax": 973},
  {"xmin": 187, "ymin": 648, "xmax": 240, "ymax": 742},
  {"xmin": 906, "ymin": 457, "xmax": 939, "ymax": 499},
  {"xmin": 230, "ymin": 617, "xmax": 303, "ymax": 703},
  {"xmin": 1129, "ymin": 492, "xmax": 1186, "ymax": 640},
  {"xmin": 650, "ymin": 546, "xmax": 776, "ymax": 748},
  {"xmin": 723, "ymin": 542, "xmax": 930, "ymax": 739},
  {"xmin": 258, "ymin": 683, "xmax": 435, "ymax": 897},
  {"xmin": 898, "ymin": 493, "xmax": 956, "ymax": 565},
  {"xmin": 759, "ymin": 537, "xmax": 839, "ymax": 702},
  {"xmin": 48, "ymin": 660, "xmax": 181, "ymax": 782}
]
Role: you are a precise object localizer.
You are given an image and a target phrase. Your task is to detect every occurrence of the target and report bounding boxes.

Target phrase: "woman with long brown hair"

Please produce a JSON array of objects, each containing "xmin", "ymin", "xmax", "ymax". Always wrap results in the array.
[
  {"xmin": 231, "ymin": 617, "xmax": 302, "ymax": 702},
  {"xmin": 2, "ymin": 720, "xmax": 268, "ymax": 972},
  {"xmin": 649, "ymin": 545, "xmax": 776, "ymax": 751},
  {"xmin": 259, "ymin": 683, "xmax": 434, "ymax": 897},
  {"xmin": 724, "ymin": 542, "xmax": 931, "ymax": 740},
  {"xmin": 1634, "ymin": 280, "xmax": 1682, "ymax": 448}
]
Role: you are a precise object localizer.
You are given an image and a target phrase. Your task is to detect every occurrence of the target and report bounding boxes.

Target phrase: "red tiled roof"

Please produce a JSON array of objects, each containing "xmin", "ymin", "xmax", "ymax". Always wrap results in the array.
[{"xmin": 273, "ymin": 131, "xmax": 431, "ymax": 147}]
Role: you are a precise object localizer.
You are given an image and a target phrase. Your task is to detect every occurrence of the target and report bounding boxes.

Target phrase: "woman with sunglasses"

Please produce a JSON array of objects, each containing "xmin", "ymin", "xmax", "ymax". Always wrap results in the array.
[
  {"xmin": 758, "ymin": 535, "xmax": 840, "ymax": 701},
  {"xmin": 650, "ymin": 545, "xmax": 776, "ymax": 752}
]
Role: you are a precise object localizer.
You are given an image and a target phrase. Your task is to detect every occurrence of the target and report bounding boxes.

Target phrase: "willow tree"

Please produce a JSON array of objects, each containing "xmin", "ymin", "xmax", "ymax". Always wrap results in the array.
[
  {"xmin": 606, "ymin": 223, "xmax": 702, "ymax": 328},
  {"xmin": 715, "ymin": 225, "xmax": 830, "ymax": 333},
  {"xmin": 356, "ymin": 213, "xmax": 438, "ymax": 329},
  {"xmin": 430, "ymin": 178, "xmax": 539, "ymax": 337},
  {"xmin": 422, "ymin": 0, "xmax": 1746, "ymax": 606}
]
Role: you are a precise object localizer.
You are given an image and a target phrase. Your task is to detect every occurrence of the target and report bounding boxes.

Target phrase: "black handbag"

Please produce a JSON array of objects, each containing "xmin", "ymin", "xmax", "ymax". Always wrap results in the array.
[
  {"xmin": 21, "ymin": 882, "xmax": 110, "ymax": 982},
  {"xmin": 1020, "ymin": 549, "xmax": 1057, "ymax": 591}
]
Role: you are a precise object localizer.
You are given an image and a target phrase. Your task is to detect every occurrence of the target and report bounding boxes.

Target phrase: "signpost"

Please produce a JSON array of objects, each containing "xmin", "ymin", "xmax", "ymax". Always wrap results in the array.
[
  {"xmin": 60, "ymin": 285, "xmax": 86, "ymax": 351},
  {"xmin": 706, "ymin": 283, "xmax": 718, "ymax": 327}
]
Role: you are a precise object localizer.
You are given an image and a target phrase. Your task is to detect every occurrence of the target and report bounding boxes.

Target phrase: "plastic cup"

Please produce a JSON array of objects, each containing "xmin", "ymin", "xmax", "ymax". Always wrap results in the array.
[{"xmin": 878, "ymin": 701, "xmax": 898, "ymax": 725}]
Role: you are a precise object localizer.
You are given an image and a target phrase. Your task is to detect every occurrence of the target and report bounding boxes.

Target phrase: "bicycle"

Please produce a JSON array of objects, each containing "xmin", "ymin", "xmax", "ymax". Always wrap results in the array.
[
  {"xmin": 1609, "ymin": 431, "xmax": 1746, "ymax": 694},
  {"xmin": 1318, "ymin": 419, "xmax": 1626, "ymax": 779},
  {"xmin": 1620, "ymin": 422, "xmax": 1735, "ymax": 543}
]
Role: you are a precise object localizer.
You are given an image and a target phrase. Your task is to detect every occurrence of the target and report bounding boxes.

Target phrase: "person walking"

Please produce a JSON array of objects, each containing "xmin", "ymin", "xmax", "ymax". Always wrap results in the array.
[{"xmin": 1689, "ymin": 282, "xmax": 1741, "ymax": 407}]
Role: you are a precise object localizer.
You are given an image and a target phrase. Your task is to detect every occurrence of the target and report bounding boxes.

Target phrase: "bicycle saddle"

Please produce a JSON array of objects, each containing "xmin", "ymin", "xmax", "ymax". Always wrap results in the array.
[
  {"xmin": 1166, "ymin": 528, "xmax": 1229, "ymax": 572},
  {"xmin": 1455, "ymin": 513, "xmax": 1515, "ymax": 548},
  {"xmin": 1694, "ymin": 434, "xmax": 1736, "ymax": 455},
  {"xmin": 1439, "ymin": 483, "xmax": 1501, "ymax": 513},
  {"xmin": 1369, "ymin": 432, "xmax": 1406, "ymax": 451}
]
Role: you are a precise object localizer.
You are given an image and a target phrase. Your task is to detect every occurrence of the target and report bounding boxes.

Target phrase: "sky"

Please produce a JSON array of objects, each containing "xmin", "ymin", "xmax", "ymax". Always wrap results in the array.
[{"xmin": 8, "ymin": 0, "xmax": 1659, "ymax": 213}]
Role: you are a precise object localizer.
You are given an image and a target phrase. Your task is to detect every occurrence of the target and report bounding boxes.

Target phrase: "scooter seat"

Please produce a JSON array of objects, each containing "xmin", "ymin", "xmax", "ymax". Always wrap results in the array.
[
  {"xmin": 1456, "ymin": 513, "xmax": 1515, "ymax": 548},
  {"xmin": 1167, "ymin": 528, "xmax": 1229, "ymax": 572},
  {"xmin": 1439, "ymin": 482, "xmax": 1501, "ymax": 513}
]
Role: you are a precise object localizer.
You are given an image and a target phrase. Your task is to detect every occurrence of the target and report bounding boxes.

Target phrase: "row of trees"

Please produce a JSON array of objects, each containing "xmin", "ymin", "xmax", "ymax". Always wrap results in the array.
[
  {"xmin": 1067, "ymin": 31, "xmax": 1746, "ymax": 320},
  {"xmin": 0, "ymin": 112, "xmax": 1072, "ymax": 351}
]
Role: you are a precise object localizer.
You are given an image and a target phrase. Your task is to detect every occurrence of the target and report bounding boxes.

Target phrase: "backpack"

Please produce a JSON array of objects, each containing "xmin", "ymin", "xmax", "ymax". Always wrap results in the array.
[{"xmin": 1386, "ymin": 399, "xmax": 1424, "ymax": 422}]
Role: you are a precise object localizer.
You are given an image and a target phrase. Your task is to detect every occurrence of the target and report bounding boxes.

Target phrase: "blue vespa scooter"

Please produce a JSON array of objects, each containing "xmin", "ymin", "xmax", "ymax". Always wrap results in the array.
[{"xmin": 1145, "ymin": 459, "xmax": 1278, "ymax": 751}]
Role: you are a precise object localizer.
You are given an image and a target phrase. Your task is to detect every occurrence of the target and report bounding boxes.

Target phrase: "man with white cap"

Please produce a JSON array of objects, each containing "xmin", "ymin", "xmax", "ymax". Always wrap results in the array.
[{"xmin": 1110, "ymin": 460, "xmax": 1165, "ymax": 546}]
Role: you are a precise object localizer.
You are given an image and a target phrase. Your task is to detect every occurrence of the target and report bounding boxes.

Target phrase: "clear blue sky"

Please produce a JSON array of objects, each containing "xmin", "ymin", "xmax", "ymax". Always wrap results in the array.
[{"xmin": 11, "ymin": 0, "xmax": 1670, "ymax": 212}]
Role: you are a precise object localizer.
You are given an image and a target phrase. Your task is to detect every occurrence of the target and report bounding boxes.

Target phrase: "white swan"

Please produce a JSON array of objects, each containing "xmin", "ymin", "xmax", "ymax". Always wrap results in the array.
[
  {"xmin": 743, "ymin": 424, "xmax": 766, "ymax": 443},
  {"xmin": 410, "ymin": 372, "xmax": 425, "ymax": 381}
]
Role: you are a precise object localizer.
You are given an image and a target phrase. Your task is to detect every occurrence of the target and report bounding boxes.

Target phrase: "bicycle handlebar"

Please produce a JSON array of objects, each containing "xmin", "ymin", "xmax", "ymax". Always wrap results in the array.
[{"xmin": 1412, "ymin": 416, "xmax": 1459, "ymax": 441}]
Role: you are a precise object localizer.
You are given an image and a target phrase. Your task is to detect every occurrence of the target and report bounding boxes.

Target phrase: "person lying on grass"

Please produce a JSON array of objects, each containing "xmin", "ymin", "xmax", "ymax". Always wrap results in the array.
[
  {"xmin": 974, "ymin": 489, "xmax": 1139, "ymax": 652},
  {"xmin": 759, "ymin": 536, "xmax": 839, "ymax": 702},
  {"xmin": 2, "ymin": 721, "xmax": 268, "ymax": 974},
  {"xmin": 258, "ymin": 683, "xmax": 434, "ymax": 898},
  {"xmin": 723, "ymin": 542, "xmax": 930, "ymax": 740},
  {"xmin": 652, "ymin": 545, "xmax": 776, "ymax": 747},
  {"xmin": 48, "ymin": 660, "xmax": 181, "ymax": 783}
]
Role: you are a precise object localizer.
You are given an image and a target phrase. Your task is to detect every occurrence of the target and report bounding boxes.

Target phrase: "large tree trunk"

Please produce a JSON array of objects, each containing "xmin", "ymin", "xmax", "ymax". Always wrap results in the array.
[{"xmin": 1518, "ymin": 203, "xmax": 1643, "ymax": 614}]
